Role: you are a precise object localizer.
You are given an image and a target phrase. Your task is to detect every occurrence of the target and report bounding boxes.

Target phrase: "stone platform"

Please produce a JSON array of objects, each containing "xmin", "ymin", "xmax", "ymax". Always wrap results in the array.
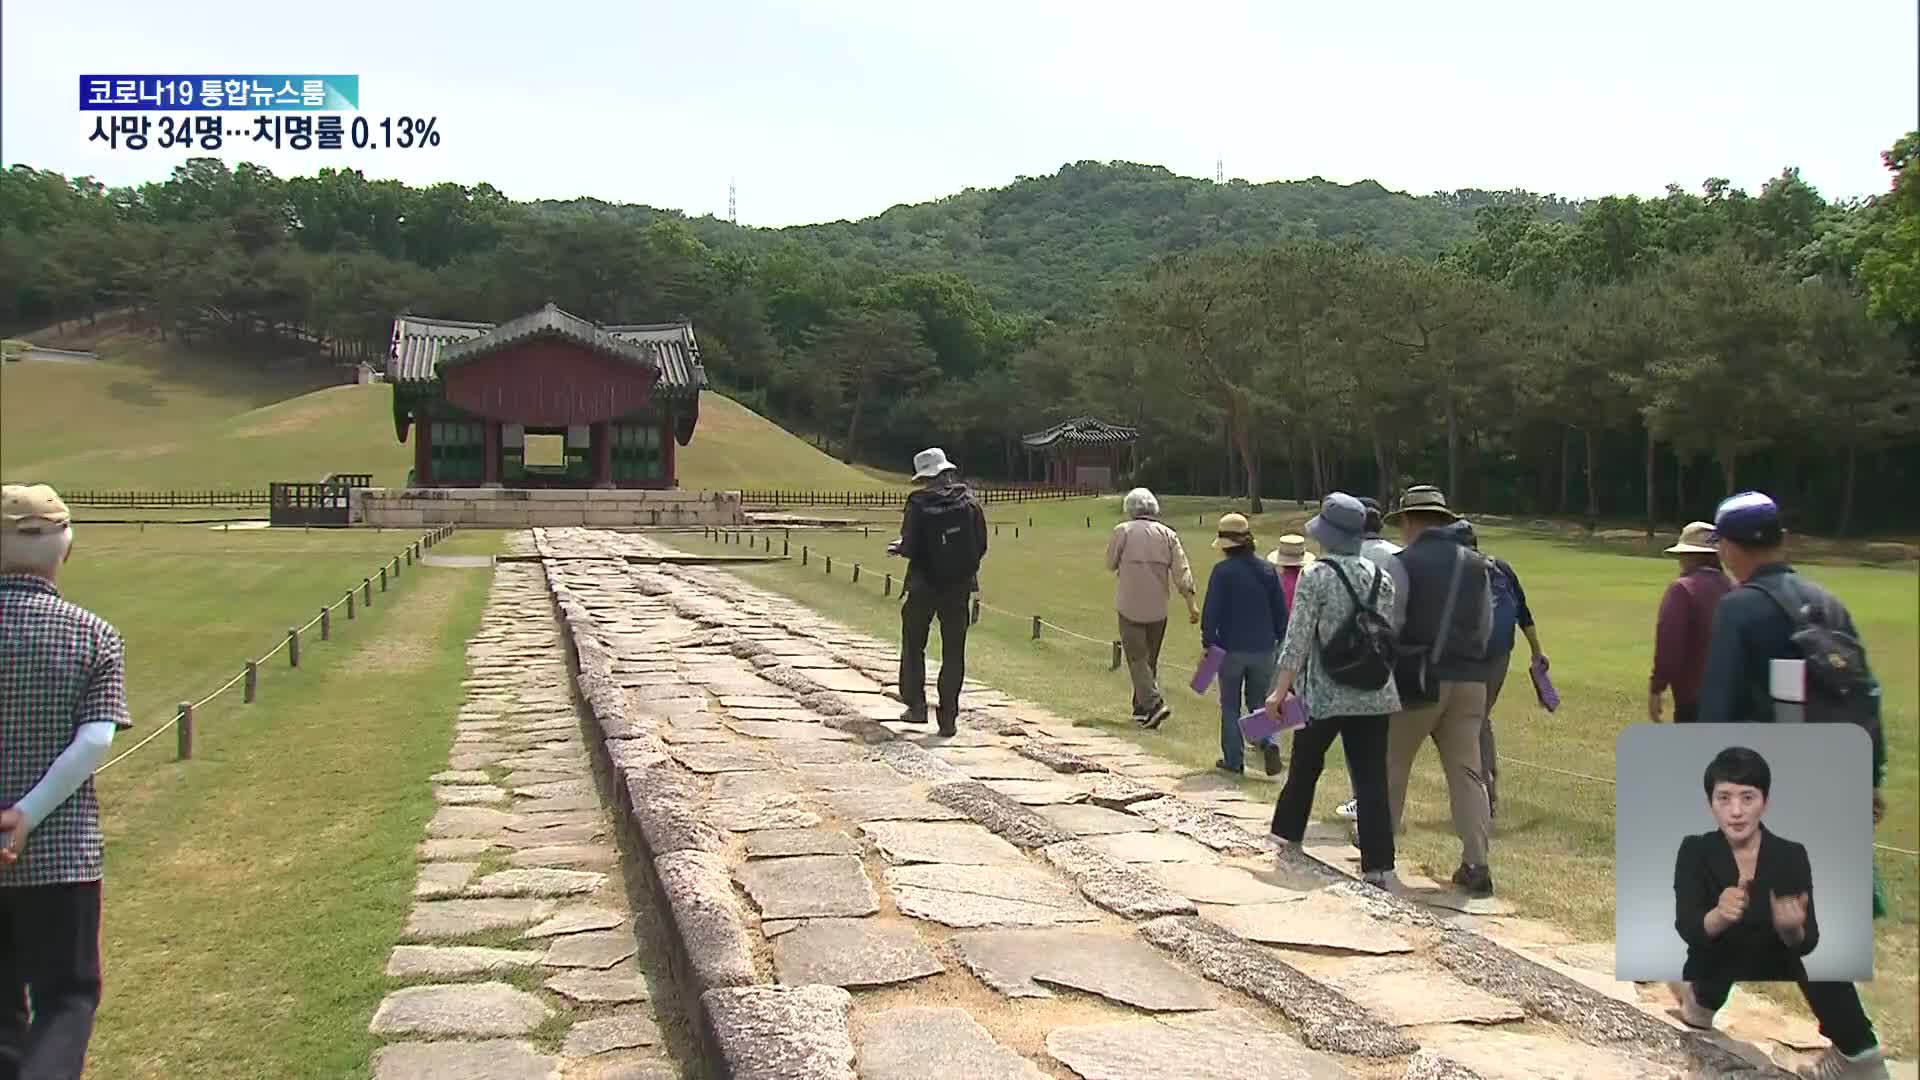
[
  {"xmin": 354, "ymin": 487, "xmax": 745, "ymax": 529},
  {"xmin": 506, "ymin": 525, "xmax": 1821, "ymax": 1080}
]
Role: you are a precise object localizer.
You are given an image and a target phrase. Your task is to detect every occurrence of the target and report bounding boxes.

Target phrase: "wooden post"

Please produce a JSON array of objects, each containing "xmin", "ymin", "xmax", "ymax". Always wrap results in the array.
[
  {"xmin": 405, "ymin": 547, "xmax": 413, "ymax": 567},
  {"xmin": 363, "ymin": 578, "xmax": 373, "ymax": 606},
  {"xmin": 1087, "ymin": 516, "xmax": 1091, "ymax": 528},
  {"xmin": 244, "ymin": 660, "xmax": 258, "ymax": 703},
  {"xmin": 863, "ymin": 526, "xmax": 870, "ymax": 538},
  {"xmin": 320, "ymin": 606, "xmax": 331, "ymax": 641},
  {"xmin": 884, "ymin": 572, "xmax": 892, "ymax": 596},
  {"xmin": 971, "ymin": 598, "xmax": 981, "ymax": 625},
  {"xmin": 1031, "ymin": 615, "xmax": 1042, "ymax": 640},
  {"xmin": 852, "ymin": 563, "xmax": 860, "ymax": 583},
  {"xmin": 177, "ymin": 702, "xmax": 193, "ymax": 760},
  {"xmin": 1015, "ymin": 526, "xmax": 1020, "ymax": 539},
  {"xmin": 826, "ymin": 555, "xmax": 833, "ymax": 574},
  {"xmin": 347, "ymin": 590, "xmax": 356, "ymax": 620},
  {"xmin": 288, "ymin": 627, "xmax": 300, "ymax": 667},
  {"xmin": 994, "ymin": 523, "xmax": 1000, "ymax": 536},
  {"xmin": 802, "ymin": 546, "xmax": 809, "ymax": 566},
  {"xmin": 380, "ymin": 566, "xmax": 388, "ymax": 592},
  {"xmin": 1111, "ymin": 641, "xmax": 1123, "ymax": 670},
  {"xmin": 783, "ymin": 537, "xmax": 790, "ymax": 556}
]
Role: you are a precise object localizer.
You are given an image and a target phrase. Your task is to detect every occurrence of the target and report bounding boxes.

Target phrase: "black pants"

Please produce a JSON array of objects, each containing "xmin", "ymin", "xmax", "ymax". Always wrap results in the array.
[
  {"xmin": 1673, "ymin": 702, "xmax": 1700, "ymax": 724},
  {"xmin": 1692, "ymin": 977, "xmax": 1875, "ymax": 1056},
  {"xmin": 900, "ymin": 583, "xmax": 972, "ymax": 723},
  {"xmin": 1270, "ymin": 713, "xmax": 1393, "ymax": 874},
  {"xmin": 0, "ymin": 881, "xmax": 103, "ymax": 1080}
]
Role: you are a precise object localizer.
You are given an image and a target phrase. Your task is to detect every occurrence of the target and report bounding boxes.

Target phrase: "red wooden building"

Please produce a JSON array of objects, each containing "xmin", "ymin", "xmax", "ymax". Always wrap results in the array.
[
  {"xmin": 387, "ymin": 304, "xmax": 706, "ymax": 488},
  {"xmin": 1022, "ymin": 417, "xmax": 1138, "ymax": 491}
]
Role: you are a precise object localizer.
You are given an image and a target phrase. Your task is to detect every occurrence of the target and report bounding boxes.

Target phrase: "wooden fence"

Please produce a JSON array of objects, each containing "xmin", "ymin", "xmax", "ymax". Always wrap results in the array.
[
  {"xmin": 738, "ymin": 486, "xmax": 1093, "ymax": 508},
  {"xmin": 61, "ymin": 489, "xmax": 272, "ymax": 508},
  {"xmin": 62, "ymin": 484, "xmax": 1097, "ymax": 511}
]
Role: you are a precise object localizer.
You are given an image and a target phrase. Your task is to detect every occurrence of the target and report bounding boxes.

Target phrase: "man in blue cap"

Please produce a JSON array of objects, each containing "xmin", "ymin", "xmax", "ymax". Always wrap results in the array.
[{"xmin": 1687, "ymin": 491, "xmax": 1889, "ymax": 1080}]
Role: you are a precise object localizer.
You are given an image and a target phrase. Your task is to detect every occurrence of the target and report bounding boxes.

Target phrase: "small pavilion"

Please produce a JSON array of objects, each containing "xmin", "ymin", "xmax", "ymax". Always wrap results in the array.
[
  {"xmin": 386, "ymin": 303, "xmax": 706, "ymax": 489},
  {"xmin": 1021, "ymin": 416, "xmax": 1139, "ymax": 491}
]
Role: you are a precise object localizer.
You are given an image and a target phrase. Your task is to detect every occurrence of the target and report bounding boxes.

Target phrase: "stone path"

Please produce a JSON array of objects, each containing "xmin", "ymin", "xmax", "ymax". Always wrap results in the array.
[
  {"xmin": 367, "ymin": 556, "xmax": 682, "ymax": 1080},
  {"xmin": 522, "ymin": 526, "xmax": 1826, "ymax": 1080}
]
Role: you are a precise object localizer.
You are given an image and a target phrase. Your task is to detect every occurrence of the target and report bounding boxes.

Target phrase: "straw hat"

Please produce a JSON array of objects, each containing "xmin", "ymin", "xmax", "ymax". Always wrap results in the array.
[
  {"xmin": 1383, "ymin": 485, "xmax": 1459, "ymax": 523},
  {"xmin": 1213, "ymin": 512, "xmax": 1254, "ymax": 550},
  {"xmin": 1665, "ymin": 521, "xmax": 1718, "ymax": 555},
  {"xmin": 1268, "ymin": 534, "xmax": 1316, "ymax": 567}
]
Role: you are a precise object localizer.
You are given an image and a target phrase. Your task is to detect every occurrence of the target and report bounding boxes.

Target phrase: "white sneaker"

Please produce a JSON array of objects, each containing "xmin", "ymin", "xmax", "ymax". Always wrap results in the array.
[
  {"xmin": 1665, "ymin": 982, "xmax": 1716, "ymax": 1031},
  {"xmin": 1798, "ymin": 1044, "xmax": 1889, "ymax": 1079},
  {"xmin": 1335, "ymin": 799, "xmax": 1358, "ymax": 820}
]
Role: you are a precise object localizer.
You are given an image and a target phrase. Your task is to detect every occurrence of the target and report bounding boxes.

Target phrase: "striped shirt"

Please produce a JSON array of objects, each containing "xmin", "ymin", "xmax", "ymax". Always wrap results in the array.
[{"xmin": 1, "ymin": 574, "xmax": 132, "ymax": 887}]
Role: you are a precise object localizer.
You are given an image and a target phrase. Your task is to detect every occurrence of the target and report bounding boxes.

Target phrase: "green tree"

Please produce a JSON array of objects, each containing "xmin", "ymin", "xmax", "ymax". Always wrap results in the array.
[
  {"xmin": 1858, "ymin": 132, "xmax": 1920, "ymax": 324},
  {"xmin": 806, "ymin": 307, "xmax": 936, "ymax": 465}
]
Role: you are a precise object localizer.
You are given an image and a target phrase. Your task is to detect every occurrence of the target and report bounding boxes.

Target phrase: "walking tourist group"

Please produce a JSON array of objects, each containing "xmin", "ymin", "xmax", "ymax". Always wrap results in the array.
[{"xmin": 0, "ymin": 455, "xmax": 1899, "ymax": 1079}]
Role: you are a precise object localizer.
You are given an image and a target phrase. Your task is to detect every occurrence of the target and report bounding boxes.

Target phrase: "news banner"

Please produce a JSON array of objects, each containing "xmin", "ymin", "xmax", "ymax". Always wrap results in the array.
[{"xmin": 78, "ymin": 74, "xmax": 441, "ymax": 152}]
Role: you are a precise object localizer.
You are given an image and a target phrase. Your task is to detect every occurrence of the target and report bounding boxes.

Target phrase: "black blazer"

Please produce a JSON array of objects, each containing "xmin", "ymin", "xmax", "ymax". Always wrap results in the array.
[{"xmin": 1672, "ymin": 825, "xmax": 1819, "ymax": 983}]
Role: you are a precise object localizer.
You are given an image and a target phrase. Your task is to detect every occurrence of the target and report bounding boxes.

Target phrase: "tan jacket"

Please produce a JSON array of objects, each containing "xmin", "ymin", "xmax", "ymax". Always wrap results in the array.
[{"xmin": 1106, "ymin": 517, "xmax": 1197, "ymax": 624}]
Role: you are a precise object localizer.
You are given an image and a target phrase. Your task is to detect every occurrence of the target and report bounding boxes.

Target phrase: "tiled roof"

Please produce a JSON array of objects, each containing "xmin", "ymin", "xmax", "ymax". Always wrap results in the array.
[
  {"xmin": 387, "ymin": 304, "xmax": 706, "ymax": 395},
  {"xmin": 605, "ymin": 322, "xmax": 706, "ymax": 397},
  {"xmin": 1021, "ymin": 416, "xmax": 1140, "ymax": 449},
  {"xmin": 388, "ymin": 315, "xmax": 490, "ymax": 382}
]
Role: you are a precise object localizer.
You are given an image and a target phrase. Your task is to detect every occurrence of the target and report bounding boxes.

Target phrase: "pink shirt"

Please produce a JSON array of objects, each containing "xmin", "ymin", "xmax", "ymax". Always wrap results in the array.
[{"xmin": 1281, "ymin": 566, "xmax": 1303, "ymax": 613}]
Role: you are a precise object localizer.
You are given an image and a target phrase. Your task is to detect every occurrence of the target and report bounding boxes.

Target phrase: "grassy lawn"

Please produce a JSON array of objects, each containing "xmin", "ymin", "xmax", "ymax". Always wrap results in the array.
[
  {"xmin": 676, "ymin": 494, "xmax": 1919, "ymax": 1054},
  {"xmin": 43, "ymin": 526, "xmax": 503, "ymax": 1079}
]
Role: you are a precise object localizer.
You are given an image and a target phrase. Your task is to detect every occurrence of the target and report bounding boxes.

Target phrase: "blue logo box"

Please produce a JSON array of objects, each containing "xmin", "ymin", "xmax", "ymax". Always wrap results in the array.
[{"xmin": 79, "ymin": 75, "xmax": 359, "ymax": 111}]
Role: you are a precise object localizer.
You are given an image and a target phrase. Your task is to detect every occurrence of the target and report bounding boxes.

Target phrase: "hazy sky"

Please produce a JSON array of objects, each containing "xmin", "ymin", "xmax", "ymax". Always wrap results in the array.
[{"xmin": 4, "ymin": 0, "xmax": 1915, "ymax": 227}]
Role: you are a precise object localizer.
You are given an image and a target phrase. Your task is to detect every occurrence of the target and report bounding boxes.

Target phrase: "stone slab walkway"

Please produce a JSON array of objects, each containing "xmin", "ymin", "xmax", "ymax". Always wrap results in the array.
[
  {"xmin": 366, "ymin": 556, "xmax": 683, "ymax": 1080},
  {"xmin": 524, "ymin": 526, "xmax": 1831, "ymax": 1080}
]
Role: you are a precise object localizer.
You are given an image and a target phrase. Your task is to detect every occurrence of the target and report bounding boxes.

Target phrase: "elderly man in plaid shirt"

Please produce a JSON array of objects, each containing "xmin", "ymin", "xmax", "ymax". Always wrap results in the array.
[{"xmin": 1, "ymin": 484, "xmax": 131, "ymax": 1080}]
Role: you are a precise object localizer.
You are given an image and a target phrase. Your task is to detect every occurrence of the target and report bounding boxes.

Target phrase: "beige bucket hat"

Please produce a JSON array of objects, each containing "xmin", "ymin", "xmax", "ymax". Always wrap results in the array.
[{"xmin": 1665, "ymin": 521, "xmax": 1718, "ymax": 555}]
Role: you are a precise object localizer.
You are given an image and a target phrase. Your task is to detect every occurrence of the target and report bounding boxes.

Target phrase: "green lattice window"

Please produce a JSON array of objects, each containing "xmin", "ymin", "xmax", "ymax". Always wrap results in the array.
[
  {"xmin": 431, "ymin": 421, "xmax": 484, "ymax": 484},
  {"xmin": 611, "ymin": 423, "xmax": 662, "ymax": 483}
]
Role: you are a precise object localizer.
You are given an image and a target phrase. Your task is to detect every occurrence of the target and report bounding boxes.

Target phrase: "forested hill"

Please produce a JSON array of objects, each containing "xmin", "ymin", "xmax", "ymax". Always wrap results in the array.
[
  {"xmin": 3, "ymin": 140, "xmax": 1914, "ymax": 534},
  {"xmin": 529, "ymin": 161, "xmax": 1581, "ymax": 315}
]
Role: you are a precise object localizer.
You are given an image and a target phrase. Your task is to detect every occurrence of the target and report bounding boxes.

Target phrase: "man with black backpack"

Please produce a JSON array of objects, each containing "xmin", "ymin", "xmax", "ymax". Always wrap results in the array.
[
  {"xmin": 891, "ymin": 448, "xmax": 989, "ymax": 737},
  {"xmin": 1691, "ymin": 492, "xmax": 1890, "ymax": 1080},
  {"xmin": 1382, "ymin": 485, "xmax": 1497, "ymax": 897}
]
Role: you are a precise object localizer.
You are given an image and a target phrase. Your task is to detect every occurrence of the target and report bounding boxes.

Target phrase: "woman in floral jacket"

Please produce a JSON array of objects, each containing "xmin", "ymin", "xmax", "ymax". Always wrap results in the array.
[{"xmin": 1265, "ymin": 493, "xmax": 1402, "ymax": 887}]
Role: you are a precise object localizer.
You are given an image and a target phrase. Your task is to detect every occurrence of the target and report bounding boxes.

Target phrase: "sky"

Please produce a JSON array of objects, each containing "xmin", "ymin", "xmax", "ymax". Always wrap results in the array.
[{"xmin": 3, "ymin": 0, "xmax": 1916, "ymax": 228}]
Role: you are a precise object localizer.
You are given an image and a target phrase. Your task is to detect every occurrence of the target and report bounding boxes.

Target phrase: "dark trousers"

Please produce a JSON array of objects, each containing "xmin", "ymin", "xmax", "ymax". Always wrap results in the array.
[
  {"xmin": 1271, "ymin": 714, "xmax": 1393, "ymax": 874},
  {"xmin": 1673, "ymin": 702, "xmax": 1701, "ymax": 724},
  {"xmin": 0, "ymin": 881, "xmax": 103, "ymax": 1080},
  {"xmin": 900, "ymin": 583, "xmax": 972, "ymax": 722},
  {"xmin": 1692, "ymin": 978, "xmax": 1876, "ymax": 1057}
]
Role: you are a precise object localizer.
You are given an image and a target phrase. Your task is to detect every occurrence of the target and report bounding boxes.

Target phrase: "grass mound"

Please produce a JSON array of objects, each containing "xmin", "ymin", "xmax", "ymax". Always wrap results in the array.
[{"xmin": 2, "ymin": 334, "xmax": 897, "ymax": 493}]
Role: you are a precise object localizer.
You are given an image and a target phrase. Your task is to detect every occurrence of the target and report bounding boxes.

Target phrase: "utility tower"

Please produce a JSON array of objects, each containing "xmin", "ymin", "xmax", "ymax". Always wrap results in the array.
[
  {"xmin": 729, "ymin": 178, "xmax": 737, "ymax": 224},
  {"xmin": 1216, "ymin": 153, "xmax": 1223, "ymax": 184}
]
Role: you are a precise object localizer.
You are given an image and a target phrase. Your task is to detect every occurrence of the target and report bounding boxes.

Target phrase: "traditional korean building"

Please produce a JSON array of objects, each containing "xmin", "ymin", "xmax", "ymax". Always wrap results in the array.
[
  {"xmin": 387, "ymin": 303, "xmax": 706, "ymax": 489},
  {"xmin": 1021, "ymin": 416, "xmax": 1139, "ymax": 491}
]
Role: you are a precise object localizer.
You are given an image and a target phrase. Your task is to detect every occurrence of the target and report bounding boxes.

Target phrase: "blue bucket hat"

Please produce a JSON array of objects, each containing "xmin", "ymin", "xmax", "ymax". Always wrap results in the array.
[{"xmin": 1306, "ymin": 493, "xmax": 1367, "ymax": 555}]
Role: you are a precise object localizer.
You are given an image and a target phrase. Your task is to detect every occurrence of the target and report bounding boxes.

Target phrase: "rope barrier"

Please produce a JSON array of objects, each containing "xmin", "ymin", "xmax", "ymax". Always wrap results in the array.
[
  {"xmin": 707, "ymin": 529, "xmax": 1920, "ymax": 859},
  {"xmin": 93, "ymin": 527, "xmax": 448, "ymax": 774},
  {"xmin": 1495, "ymin": 755, "xmax": 1916, "ymax": 857}
]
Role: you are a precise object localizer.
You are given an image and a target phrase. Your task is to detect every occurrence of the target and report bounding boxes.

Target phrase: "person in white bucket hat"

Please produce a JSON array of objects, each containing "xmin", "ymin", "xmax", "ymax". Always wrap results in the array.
[{"xmin": 890, "ymin": 448, "xmax": 987, "ymax": 737}]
